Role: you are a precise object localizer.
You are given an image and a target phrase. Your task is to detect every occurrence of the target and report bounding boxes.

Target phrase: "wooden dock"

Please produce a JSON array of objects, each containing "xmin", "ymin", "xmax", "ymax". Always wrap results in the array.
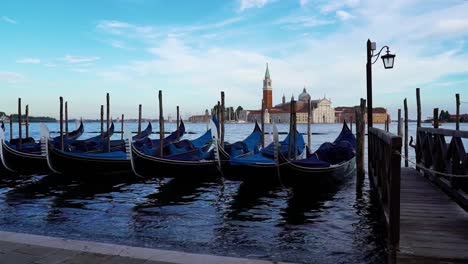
[{"xmin": 397, "ymin": 167, "xmax": 468, "ymax": 263}]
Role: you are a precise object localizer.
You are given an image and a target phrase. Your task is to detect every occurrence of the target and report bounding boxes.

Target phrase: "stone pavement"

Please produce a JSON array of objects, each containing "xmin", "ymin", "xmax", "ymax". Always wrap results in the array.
[{"xmin": 0, "ymin": 231, "xmax": 290, "ymax": 264}]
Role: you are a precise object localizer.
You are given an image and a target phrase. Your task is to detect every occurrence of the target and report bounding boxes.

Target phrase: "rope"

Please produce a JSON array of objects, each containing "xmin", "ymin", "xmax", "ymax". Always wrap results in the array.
[{"xmin": 395, "ymin": 150, "xmax": 468, "ymax": 178}]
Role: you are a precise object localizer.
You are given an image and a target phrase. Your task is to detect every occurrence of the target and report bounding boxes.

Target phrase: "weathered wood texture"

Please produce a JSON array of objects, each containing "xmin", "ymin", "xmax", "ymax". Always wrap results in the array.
[
  {"xmin": 356, "ymin": 99, "xmax": 366, "ymax": 180},
  {"xmin": 397, "ymin": 167, "xmax": 468, "ymax": 263},
  {"xmin": 415, "ymin": 127, "xmax": 468, "ymax": 209},
  {"xmin": 368, "ymin": 127, "xmax": 402, "ymax": 248}
]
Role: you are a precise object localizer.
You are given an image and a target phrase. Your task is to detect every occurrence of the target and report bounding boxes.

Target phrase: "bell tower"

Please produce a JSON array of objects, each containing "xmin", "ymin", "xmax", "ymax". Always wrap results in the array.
[{"xmin": 263, "ymin": 63, "xmax": 272, "ymax": 109}]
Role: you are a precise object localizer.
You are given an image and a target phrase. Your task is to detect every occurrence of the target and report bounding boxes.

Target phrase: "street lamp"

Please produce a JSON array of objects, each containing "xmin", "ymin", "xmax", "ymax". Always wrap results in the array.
[{"xmin": 366, "ymin": 39, "xmax": 396, "ymax": 127}]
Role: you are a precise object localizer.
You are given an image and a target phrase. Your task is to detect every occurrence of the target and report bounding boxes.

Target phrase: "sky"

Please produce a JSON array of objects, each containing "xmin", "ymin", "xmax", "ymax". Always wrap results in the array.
[{"xmin": 1, "ymin": 0, "xmax": 467, "ymax": 120}]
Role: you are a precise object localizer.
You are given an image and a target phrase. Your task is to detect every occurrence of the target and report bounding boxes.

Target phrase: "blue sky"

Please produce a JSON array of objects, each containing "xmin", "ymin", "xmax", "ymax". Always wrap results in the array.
[{"xmin": 1, "ymin": 0, "xmax": 467, "ymax": 120}]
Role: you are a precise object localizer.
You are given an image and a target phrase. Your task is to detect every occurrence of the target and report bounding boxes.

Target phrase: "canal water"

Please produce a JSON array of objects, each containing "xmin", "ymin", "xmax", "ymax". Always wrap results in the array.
[{"xmin": 0, "ymin": 121, "xmax": 466, "ymax": 263}]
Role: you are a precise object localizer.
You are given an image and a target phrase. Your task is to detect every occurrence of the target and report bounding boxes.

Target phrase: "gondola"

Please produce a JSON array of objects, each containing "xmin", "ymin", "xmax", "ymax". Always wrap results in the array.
[
  {"xmin": 278, "ymin": 121, "xmax": 356, "ymax": 189},
  {"xmin": 0, "ymin": 121, "xmax": 105, "ymax": 175},
  {"xmin": 53, "ymin": 120, "xmax": 85, "ymax": 141},
  {"xmin": 0, "ymin": 121, "xmax": 85, "ymax": 175},
  {"xmin": 222, "ymin": 128, "xmax": 304, "ymax": 182},
  {"xmin": 129, "ymin": 125, "xmax": 218, "ymax": 179},
  {"xmin": 46, "ymin": 121, "xmax": 183, "ymax": 177},
  {"xmin": 129, "ymin": 117, "xmax": 262, "ymax": 179},
  {"xmin": 217, "ymin": 121, "xmax": 262, "ymax": 162}
]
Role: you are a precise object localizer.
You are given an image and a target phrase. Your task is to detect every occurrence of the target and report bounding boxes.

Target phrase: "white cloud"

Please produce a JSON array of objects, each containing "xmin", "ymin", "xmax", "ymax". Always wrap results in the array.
[
  {"xmin": 239, "ymin": 0, "xmax": 272, "ymax": 11},
  {"xmin": 108, "ymin": 39, "xmax": 132, "ymax": 49},
  {"xmin": 88, "ymin": 0, "xmax": 468, "ymax": 118},
  {"xmin": 0, "ymin": 71, "xmax": 24, "ymax": 83},
  {"xmin": 320, "ymin": 0, "xmax": 360, "ymax": 13},
  {"xmin": 62, "ymin": 55, "xmax": 100, "ymax": 64},
  {"xmin": 336, "ymin": 10, "xmax": 354, "ymax": 21},
  {"xmin": 276, "ymin": 16, "xmax": 334, "ymax": 28},
  {"xmin": 2, "ymin": 16, "xmax": 17, "ymax": 24},
  {"xmin": 438, "ymin": 19, "xmax": 468, "ymax": 32},
  {"xmin": 16, "ymin": 58, "xmax": 41, "ymax": 64},
  {"xmin": 300, "ymin": 0, "xmax": 309, "ymax": 7}
]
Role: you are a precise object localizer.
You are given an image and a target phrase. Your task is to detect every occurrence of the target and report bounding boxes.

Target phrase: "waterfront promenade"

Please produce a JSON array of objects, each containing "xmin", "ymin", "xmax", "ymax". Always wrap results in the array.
[{"xmin": 0, "ymin": 231, "xmax": 290, "ymax": 264}]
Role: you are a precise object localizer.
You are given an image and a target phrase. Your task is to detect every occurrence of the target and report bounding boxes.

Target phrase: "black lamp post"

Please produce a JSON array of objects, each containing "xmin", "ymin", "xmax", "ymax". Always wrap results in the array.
[{"xmin": 366, "ymin": 39, "xmax": 396, "ymax": 128}]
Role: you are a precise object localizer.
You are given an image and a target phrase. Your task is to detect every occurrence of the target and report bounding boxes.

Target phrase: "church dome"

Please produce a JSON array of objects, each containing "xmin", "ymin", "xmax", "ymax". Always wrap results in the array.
[{"xmin": 298, "ymin": 87, "xmax": 310, "ymax": 102}]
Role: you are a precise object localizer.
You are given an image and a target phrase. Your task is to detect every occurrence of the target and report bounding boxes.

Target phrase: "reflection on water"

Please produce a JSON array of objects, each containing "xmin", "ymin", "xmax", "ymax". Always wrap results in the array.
[
  {"xmin": 0, "ymin": 172, "xmax": 387, "ymax": 264},
  {"xmin": 0, "ymin": 122, "xmax": 406, "ymax": 263}
]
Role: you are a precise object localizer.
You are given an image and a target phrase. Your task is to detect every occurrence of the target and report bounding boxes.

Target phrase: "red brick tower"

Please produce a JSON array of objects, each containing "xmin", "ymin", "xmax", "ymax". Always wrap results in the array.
[{"xmin": 263, "ymin": 63, "xmax": 272, "ymax": 109}]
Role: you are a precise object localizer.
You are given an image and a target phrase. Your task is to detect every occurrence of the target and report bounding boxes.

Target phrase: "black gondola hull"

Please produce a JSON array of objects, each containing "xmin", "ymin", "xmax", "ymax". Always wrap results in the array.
[
  {"xmin": 47, "ymin": 144, "xmax": 133, "ymax": 178},
  {"xmin": 1, "ymin": 142, "xmax": 49, "ymax": 175},
  {"xmin": 279, "ymin": 156, "xmax": 356, "ymax": 189},
  {"xmin": 131, "ymin": 145, "xmax": 220, "ymax": 179}
]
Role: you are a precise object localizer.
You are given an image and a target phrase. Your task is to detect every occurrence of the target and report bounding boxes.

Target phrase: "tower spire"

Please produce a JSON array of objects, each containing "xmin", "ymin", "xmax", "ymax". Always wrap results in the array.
[{"xmin": 265, "ymin": 63, "xmax": 270, "ymax": 79}]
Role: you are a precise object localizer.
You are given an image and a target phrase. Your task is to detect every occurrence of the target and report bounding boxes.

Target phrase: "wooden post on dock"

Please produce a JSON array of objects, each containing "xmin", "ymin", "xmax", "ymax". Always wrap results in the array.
[
  {"xmin": 100, "ymin": 105, "xmax": 104, "ymax": 138},
  {"xmin": 138, "ymin": 104, "xmax": 142, "ymax": 136},
  {"xmin": 416, "ymin": 88, "xmax": 421, "ymax": 128},
  {"xmin": 9, "ymin": 115, "xmax": 13, "ymax": 141},
  {"xmin": 18, "ymin": 98, "xmax": 22, "ymax": 148},
  {"xmin": 356, "ymin": 98, "xmax": 366, "ymax": 181},
  {"xmin": 176, "ymin": 106, "xmax": 180, "ymax": 138},
  {"xmin": 307, "ymin": 98, "xmax": 311, "ymax": 150},
  {"xmin": 121, "ymin": 114, "xmax": 124, "ymax": 140},
  {"xmin": 433, "ymin": 108, "xmax": 439, "ymax": 129},
  {"xmin": 261, "ymin": 99, "xmax": 265, "ymax": 148},
  {"xmin": 158, "ymin": 90, "xmax": 164, "ymax": 157},
  {"xmin": 397, "ymin": 109, "xmax": 402, "ymax": 136},
  {"xmin": 106, "ymin": 93, "xmax": 110, "ymax": 153},
  {"xmin": 221, "ymin": 92, "xmax": 225, "ymax": 146},
  {"xmin": 456, "ymin": 94, "xmax": 460, "ymax": 131},
  {"xmin": 385, "ymin": 115, "xmax": 389, "ymax": 132},
  {"xmin": 59, "ymin": 97, "xmax": 64, "ymax": 151},
  {"xmin": 404, "ymin": 98, "xmax": 408, "ymax": 167},
  {"xmin": 25, "ymin": 104, "xmax": 29, "ymax": 138},
  {"xmin": 65, "ymin": 101, "xmax": 68, "ymax": 136}
]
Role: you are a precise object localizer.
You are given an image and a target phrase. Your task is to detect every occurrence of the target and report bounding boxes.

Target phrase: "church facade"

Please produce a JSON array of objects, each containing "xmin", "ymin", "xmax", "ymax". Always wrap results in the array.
[{"xmin": 240, "ymin": 64, "xmax": 335, "ymax": 124}]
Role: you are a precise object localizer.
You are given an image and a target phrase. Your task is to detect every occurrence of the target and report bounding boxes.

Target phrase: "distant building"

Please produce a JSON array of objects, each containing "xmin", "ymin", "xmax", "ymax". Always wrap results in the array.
[
  {"xmin": 188, "ymin": 109, "xmax": 210, "ymax": 123},
  {"xmin": 335, "ymin": 106, "xmax": 390, "ymax": 123},
  {"xmin": 450, "ymin": 114, "xmax": 468, "ymax": 121},
  {"xmin": 239, "ymin": 65, "xmax": 335, "ymax": 124}
]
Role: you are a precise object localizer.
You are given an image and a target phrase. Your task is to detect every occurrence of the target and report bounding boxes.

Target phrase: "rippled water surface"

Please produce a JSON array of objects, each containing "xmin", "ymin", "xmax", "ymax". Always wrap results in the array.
[{"xmin": 1, "ymin": 122, "xmax": 467, "ymax": 263}]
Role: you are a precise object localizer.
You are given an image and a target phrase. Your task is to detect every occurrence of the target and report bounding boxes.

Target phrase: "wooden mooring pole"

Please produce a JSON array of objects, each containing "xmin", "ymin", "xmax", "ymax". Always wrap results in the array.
[
  {"xmin": 9, "ymin": 115, "xmax": 13, "ymax": 141},
  {"xmin": 176, "ymin": 106, "xmax": 180, "ymax": 138},
  {"xmin": 288, "ymin": 98, "xmax": 293, "ymax": 159},
  {"xmin": 221, "ymin": 91, "xmax": 225, "ymax": 146},
  {"xmin": 356, "ymin": 98, "xmax": 366, "ymax": 181},
  {"xmin": 106, "ymin": 93, "xmax": 110, "ymax": 153},
  {"xmin": 138, "ymin": 104, "xmax": 142, "ymax": 136},
  {"xmin": 397, "ymin": 109, "xmax": 402, "ymax": 136},
  {"xmin": 307, "ymin": 98, "xmax": 311, "ymax": 149},
  {"xmin": 158, "ymin": 90, "xmax": 164, "ymax": 157},
  {"xmin": 100, "ymin": 105, "xmax": 104, "ymax": 138},
  {"xmin": 121, "ymin": 114, "xmax": 124, "ymax": 140},
  {"xmin": 65, "ymin": 101, "xmax": 68, "ymax": 136},
  {"xmin": 25, "ymin": 104, "xmax": 29, "ymax": 138},
  {"xmin": 416, "ymin": 88, "xmax": 421, "ymax": 128},
  {"xmin": 18, "ymin": 98, "xmax": 22, "ymax": 148},
  {"xmin": 292, "ymin": 100, "xmax": 297, "ymax": 160},
  {"xmin": 404, "ymin": 98, "xmax": 408, "ymax": 167},
  {"xmin": 456, "ymin": 94, "xmax": 460, "ymax": 131},
  {"xmin": 261, "ymin": 99, "xmax": 265, "ymax": 148},
  {"xmin": 217, "ymin": 101, "xmax": 221, "ymax": 138},
  {"xmin": 433, "ymin": 108, "xmax": 439, "ymax": 129},
  {"xmin": 59, "ymin": 97, "xmax": 64, "ymax": 151}
]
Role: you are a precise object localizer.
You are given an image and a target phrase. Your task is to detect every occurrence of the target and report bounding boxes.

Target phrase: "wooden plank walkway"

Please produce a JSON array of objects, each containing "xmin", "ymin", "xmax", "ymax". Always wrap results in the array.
[{"xmin": 397, "ymin": 167, "xmax": 468, "ymax": 263}]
